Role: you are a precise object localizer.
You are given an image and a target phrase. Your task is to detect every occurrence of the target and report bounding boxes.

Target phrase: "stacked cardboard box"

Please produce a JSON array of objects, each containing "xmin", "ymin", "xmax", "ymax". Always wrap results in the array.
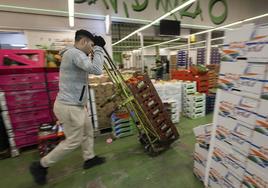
[
  {"xmin": 177, "ymin": 50, "xmax": 188, "ymax": 69},
  {"xmin": 163, "ymin": 100, "xmax": 180, "ymax": 124},
  {"xmin": 182, "ymin": 81, "xmax": 197, "ymax": 117},
  {"xmin": 153, "ymin": 81, "xmax": 182, "ymax": 123},
  {"xmin": 210, "ymin": 47, "xmax": 221, "ymax": 65},
  {"xmin": 205, "ymin": 25, "xmax": 268, "ymax": 188},
  {"xmin": 184, "ymin": 92, "xmax": 206, "ymax": 119},
  {"xmin": 111, "ymin": 111, "xmax": 135, "ymax": 138},
  {"xmin": 206, "ymin": 93, "xmax": 216, "ymax": 114},
  {"xmin": 193, "ymin": 124, "xmax": 212, "ymax": 183},
  {"xmin": 89, "ymin": 75, "xmax": 120, "ymax": 130},
  {"xmin": 89, "ymin": 80, "xmax": 120, "ymax": 130},
  {"xmin": 197, "ymin": 48, "xmax": 206, "ymax": 65}
]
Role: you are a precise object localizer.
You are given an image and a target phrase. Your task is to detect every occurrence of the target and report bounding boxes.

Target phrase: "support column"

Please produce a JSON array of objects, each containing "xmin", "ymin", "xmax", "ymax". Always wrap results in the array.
[
  {"xmin": 187, "ymin": 36, "xmax": 191, "ymax": 69},
  {"xmin": 138, "ymin": 32, "xmax": 144, "ymax": 73},
  {"xmin": 206, "ymin": 31, "xmax": 212, "ymax": 65}
]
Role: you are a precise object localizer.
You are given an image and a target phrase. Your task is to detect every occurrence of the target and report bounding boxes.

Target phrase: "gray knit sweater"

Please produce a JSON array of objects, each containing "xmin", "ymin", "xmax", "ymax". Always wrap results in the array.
[{"xmin": 56, "ymin": 46, "xmax": 104, "ymax": 106}]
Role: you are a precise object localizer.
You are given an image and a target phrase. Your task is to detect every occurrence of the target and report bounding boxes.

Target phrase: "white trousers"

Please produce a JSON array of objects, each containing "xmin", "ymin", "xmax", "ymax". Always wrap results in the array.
[{"xmin": 41, "ymin": 100, "xmax": 95, "ymax": 167}]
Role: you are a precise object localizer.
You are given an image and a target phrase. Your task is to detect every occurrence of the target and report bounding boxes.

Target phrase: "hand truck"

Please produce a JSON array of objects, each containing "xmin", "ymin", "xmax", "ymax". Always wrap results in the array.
[{"xmin": 101, "ymin": 48, "xmax": 180, "ymax": 156}]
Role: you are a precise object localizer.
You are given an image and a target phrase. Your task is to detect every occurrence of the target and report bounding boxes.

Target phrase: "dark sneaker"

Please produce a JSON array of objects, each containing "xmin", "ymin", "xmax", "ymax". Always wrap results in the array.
[
  {"xmin": 29, "ymin": 161, "xmax": 48, "ymax": 185},
  {"xmin": 83, "ymin": 156, "xmax": 106, "ymax": 169}
]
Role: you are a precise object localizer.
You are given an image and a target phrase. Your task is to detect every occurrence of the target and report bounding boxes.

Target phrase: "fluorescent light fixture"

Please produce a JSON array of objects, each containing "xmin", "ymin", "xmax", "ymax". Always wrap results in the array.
[
  {"xmin": 68, "ymin": 0, "xmax": 74, "ymax": 27},
  {"xmin": 112, "ymin": 0, "xmax": 196, "ymax": 46},
  {"xmin": 178, "ymin": 44, "xmax": 223, "ymax": 51},
  {"xmin": 163, "ymin": 36, "xmax": 225, "ymax": 50},
  {"xmin": 105, "ymin": 15, "xmax": 111, "ymax": 35},
  {"xmin": 10, "ymin": 44, "xmax": 26, "ymax": 47}
]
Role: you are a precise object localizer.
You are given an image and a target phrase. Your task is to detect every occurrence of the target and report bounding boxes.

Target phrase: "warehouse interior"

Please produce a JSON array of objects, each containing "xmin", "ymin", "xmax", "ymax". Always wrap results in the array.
[{"xmin": 0, "ymin": 0, "xmax": 268, "ymax": 188}]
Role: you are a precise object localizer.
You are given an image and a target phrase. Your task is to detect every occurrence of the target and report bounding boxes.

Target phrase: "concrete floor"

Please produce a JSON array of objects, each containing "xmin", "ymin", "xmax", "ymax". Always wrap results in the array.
[{"xmin": 0, "ymin": 114, "xmax": 213, "ymax": 188}]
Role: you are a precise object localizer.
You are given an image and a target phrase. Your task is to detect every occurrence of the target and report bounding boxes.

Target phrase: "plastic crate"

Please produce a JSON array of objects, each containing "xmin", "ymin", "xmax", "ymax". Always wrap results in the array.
[
  {"xmin": 2, "ymin": 109, "xmax": 52, "ymax": 130},
  {"xmin": 0, "ymin": 49, "xmax": 45, "ymax": 69},
  {"xmin": 1, "ymin": 90, "xmax": 49, "ymax": 110}
]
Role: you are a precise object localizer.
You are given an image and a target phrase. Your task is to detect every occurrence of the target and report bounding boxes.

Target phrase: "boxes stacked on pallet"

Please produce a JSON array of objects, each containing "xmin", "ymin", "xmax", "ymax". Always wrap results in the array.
[
  {"xmin": 182, "ymin": 81, "xmax": 196, "ymax": 113},
  {"xmin": 153, "ymin": 81, "xmax": 182, "ymax": 123},
  {"xmin": 90, "ymin": 82, "xmax": 119, "ymax": 130},
  {"xmin": 205, "ymin": 25, "xmax": 268, "ymax": 188},
  {"xmin": 163, "ymin": 100, "xmax": 180, "ymax": 124},
  {"xmin": 207, "ymin": 70, "xmax": 218, "ymax": 89},
  {"xmin": 177, "ymin": 50, "xmax": 188, "ymax": 69},
  {"xmin": 193, "ymin": 124, "xmax": 212, "ymax": 183},
  {"xmin": 197, "ymin": 48, "xmax": 206, "ymax": 65},
  {"xmin": 111, "ymin": 111, "xmax": 135, "ymax": 138},
  {"xmin": 210, "ymin": 47, "xmax": 221, "ymax": 65},
  {"xmin": 171, "ymin": 69, "xmax": 210, "ymax": 94},
  {"xmin": 206, "ymin": 93, "xmax": 216, "ymax": 114},
  {"xmin": 194, "ymin": 74, "xmax": 210, "ymax": 94},
  {"xmin": 184, "ymin": 93, "xmax": 206, "ymax": 119},
  {"xmin": 126, "ymin": 74, "xmax": 179, "ymax": 141}
]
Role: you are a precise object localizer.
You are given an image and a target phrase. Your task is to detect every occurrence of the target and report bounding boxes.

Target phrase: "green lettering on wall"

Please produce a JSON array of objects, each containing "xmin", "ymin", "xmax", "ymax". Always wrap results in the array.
[
  {"xmin": 132, "ymin": 0, "xmax": 148, "ymax": 12},
  {"xmin": 123, "ymin": 2, "xmax": 129, "ymax": 17},
  {"xmin": 75, "ymin": 0, "xmax": 87, "ymax": 3},
  {"xmin": 74, "ymin": 0, "xmax": 229, "ymax": 25},
  {"xmin": 102, "ymin": 0, "xmax": 110, "ymax": 9},
  {"xmin": 110, "ymin": 0, "xmax": 118, "ymax": 13},
  {"xmin": 209, "ymin": 0, "xmax": 228, "ymax": 25},
  {"xmin": 156, "ymin": 0, "xmax": 179, "ymax": 20},
  {"xmin": 180, "ymin": 0, "xmax": 203, "ymax": 20}
]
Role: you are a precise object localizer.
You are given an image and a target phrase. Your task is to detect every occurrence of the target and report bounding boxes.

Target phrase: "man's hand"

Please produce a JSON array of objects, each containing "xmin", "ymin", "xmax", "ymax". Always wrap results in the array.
[{"xmin": 94, "ymin": 36, "xmax": 106, "ymax": 48}]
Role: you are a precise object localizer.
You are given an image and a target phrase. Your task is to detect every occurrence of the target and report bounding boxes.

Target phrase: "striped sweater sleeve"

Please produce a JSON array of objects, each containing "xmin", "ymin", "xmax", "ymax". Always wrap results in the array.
[{"xmin": 73, "ymin": 46, "xmax": 104, "ymax": 75}]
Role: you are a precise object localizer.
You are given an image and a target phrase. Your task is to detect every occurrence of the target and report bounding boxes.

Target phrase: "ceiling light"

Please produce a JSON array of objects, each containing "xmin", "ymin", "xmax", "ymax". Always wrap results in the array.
[
  {"xmin": 163, "ymin": 36, "xmax": 225, "ymax": 50},
  {"xmin": 68, "ymin": 0, "xmax": 74, "ymax": 27}
]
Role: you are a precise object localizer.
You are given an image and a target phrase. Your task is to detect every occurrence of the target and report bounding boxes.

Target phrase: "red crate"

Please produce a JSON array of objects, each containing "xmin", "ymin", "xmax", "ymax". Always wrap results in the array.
[
  {"xmin": 49, "ymin": 90, "xmax": 58, "ymax": 101},
  {"xmin": 7, "ymin": 109, "xmax": 52, "ymax": 130},
  {"xmin": 0, "ymin": 73, "xmax": 45, "ymax": 85},
  {"xmin": 46, "ymin": 72, "xmax": 59, "ymax": 82},
  {"xmin": 14, "ymin": 127, "xmax": 39, "ymax": 147},
  {"xmin": 0, "ymin": 49, "xmax": 45, "ymax": 69},
  {"xmin": 0, "ymin": 82, "xmax": 46, "ymax": 91},
  {"xmin": 47, "ymin": 82, "xmax": 59, "ymax": 91},
  {"xmin": 3, "ymin": 90, "xmax": 49, "ymax": 110}
]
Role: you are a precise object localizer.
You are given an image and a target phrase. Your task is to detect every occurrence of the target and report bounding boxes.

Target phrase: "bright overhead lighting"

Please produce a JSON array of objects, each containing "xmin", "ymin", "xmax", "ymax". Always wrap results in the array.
[
  {"xmin": 141, "ymin": 38, "xmax": 182, "ymax": 49},
  {"xmin": 68, "ymin": 0, "xmax": 74, "ymax": 27},
  {"xmin": 112, "ymin": 0, "xmax": 196, "ymax": 46},
  {"xmin": 143, "ymin": 13, "xmax": 268, "ymax": 49},
  {"xmin": 163, "ymin": 36, "xmax": 225, "ymax": 50}
]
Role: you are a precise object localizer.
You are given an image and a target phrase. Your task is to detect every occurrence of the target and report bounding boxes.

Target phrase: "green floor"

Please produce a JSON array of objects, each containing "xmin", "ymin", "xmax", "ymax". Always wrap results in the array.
[{"xmin": 0, "ymin": 114, "xmax": 213, "ymax": 188}]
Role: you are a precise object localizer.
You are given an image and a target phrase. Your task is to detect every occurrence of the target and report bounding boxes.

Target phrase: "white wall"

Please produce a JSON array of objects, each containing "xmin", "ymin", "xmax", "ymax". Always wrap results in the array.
[
  {"xmin": 0, "ymin": 0, "xmax": 267, "ymax": 27},
  {"xmin": 0, "ymin": 11, "xmax": 113, "ymax": 55}
]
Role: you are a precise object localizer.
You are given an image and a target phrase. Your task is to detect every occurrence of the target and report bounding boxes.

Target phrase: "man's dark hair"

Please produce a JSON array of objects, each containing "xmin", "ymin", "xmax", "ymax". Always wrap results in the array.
[{"xmin": 75, "ymin": 29, "xmax": 94, "ymax": 42}]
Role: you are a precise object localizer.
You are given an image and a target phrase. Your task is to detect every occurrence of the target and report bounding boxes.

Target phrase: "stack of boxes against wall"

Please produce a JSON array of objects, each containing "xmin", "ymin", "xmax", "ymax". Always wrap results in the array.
[
  {"xmin": 192, "ymin": 24, "xmax": 268, "ymax": 188},
  {"xmin": 0, "ymin": 50, "xmax": 57, "ymax": 157},
  {"xmin": 88, "ymin": 75, "xmax": 121, "ymax": 131}
]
